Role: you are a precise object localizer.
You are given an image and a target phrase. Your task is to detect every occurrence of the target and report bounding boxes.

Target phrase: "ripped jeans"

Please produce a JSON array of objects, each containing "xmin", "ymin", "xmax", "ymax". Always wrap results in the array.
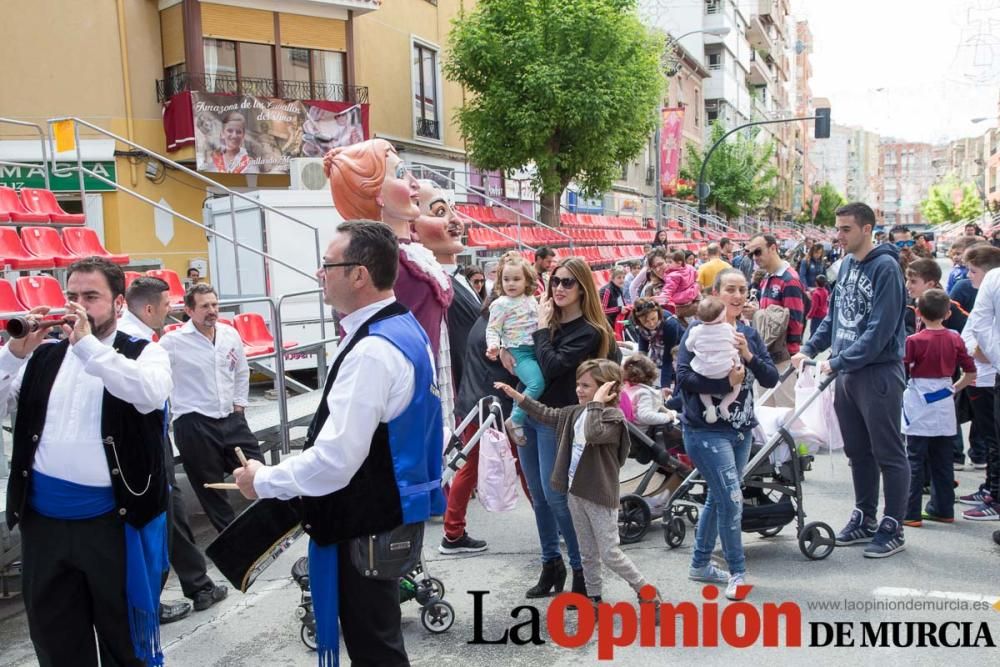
[{"xmin": 684, "ymin": 427, "xmax": 751, "ymax": 576}]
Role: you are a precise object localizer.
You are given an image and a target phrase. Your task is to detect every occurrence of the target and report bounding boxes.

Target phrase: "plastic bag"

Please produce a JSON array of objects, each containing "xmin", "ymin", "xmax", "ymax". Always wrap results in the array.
[
  {"xmin": 477, "ymin": 427, "xmax": 519, "ymax": 512},
  {"xmin": 794, "ymin": 365, "xmax": 843, "ymax": 451}
]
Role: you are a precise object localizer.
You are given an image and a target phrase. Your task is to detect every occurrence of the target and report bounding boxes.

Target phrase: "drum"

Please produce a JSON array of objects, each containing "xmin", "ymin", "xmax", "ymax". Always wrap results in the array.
[{"xmin": 206, "ymin": 498, "xmax": 303, "ymax": 592}]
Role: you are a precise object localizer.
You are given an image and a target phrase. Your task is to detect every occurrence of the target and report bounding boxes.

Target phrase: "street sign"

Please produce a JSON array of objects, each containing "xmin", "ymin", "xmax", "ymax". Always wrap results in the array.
[{"xmin": 0, "ymin": 161, "xmax": 117, "ymax": 192}]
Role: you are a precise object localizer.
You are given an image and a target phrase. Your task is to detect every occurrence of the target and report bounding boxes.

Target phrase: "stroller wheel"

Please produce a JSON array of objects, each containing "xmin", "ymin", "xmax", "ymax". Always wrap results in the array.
[
  {"xmin": 618, "ymin": 494, "xmax": 651, "ymax": 544},
  {"xmin": 300, "ymin": 623, "xmax": 317, "ymax": 651},
  {"xmin": 426, "ymin": 576, "xmax": 446, "ymax": 602},
  {"xmin": 685, "ymin": 506, "xmax": 699, "ymax": 525},
  {"xmin": 421, "ymin": 600, "xmax": 455, "ymax": 633},
  {"xmin": 664, "ymin": 516, "xmax": 686, "ymax": 548},
  {"xmin": 758, "ymin": 525, "xmax": 783, "ymax": 538},
  {"xmin": 798, "ymin": 521, "xmax": 835, "ymax": 560}
]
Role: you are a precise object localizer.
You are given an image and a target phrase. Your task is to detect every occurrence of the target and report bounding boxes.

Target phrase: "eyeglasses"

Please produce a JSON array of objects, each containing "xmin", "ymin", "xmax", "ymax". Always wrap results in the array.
[
  {"xmin": 750, "ymin": 248, "xmax": 764, "ymax": 258},
  {"xmin": 894, "ymin": 240, "xmax": 915, "ymax": 249},
  {"xmin": 549, "ymin": 276, "xmax": 579, "ymax": 290},
  {"xmin": 321, "ymin": 261, "xmax": 362, "ymax": 271},
  {"xmin": 471, "ymin": 278, "xmax": 485, "ymax": 286}
]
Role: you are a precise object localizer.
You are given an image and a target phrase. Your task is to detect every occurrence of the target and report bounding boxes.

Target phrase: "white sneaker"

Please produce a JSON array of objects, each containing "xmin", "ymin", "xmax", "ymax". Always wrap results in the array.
[
  {"xmin": 688, "ymin": 562, "xmax": 729, "ymax": 584},
  {"xmin": 725, "ymin": 573, "xmax": 747, "ymax": 601}
]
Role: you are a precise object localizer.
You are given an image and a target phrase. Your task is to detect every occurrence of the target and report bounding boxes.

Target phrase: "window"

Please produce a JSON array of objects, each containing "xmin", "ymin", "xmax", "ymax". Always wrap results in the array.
[
  {"xmin": 413, "ymin": 43, "xmax": 440, "ymax": 140},
  {"xmin": 202, "ymin": 39, "xmax": 275, "ymax": 96},
  {"xmin": 706, "ymin": 0, "xmax": 722, "ymax": 15},
  {"xmin": 707, "ymin": 53, "xmax": 722, "ymax": 70},
  {"xmin": 707, "ymin": 108, "xmax": 719, "ymax": 122},
  {"xmin": 280, "ymin": 47, "xmax": 346, "ymax": 99}
]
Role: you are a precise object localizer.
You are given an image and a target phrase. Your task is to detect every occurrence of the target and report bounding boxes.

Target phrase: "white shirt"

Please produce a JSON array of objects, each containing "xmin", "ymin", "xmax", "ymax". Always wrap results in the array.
[
  {"xmin": 963, "ymin": 267, "xmax": 1000, "ymax": 380},
  {"xmin": 567, "ymin": 412, "xmax": 587, "ymax": 486},
  {"xmin": 441, "ymin": 264, "xmax": 480, "ymax": 303},
  {"xmin": 117, "ymin": 308, "xmax": 156, "ymax": 342},
  {"xmin": 255, "ymin": 297, "xmax": 435, "ymax": 500},
  {"xmin": 0, "ymin": 331, "xmax": 173, "ymax": 486},
  {"xmin": 158, "ymin": 320, "xmax": 249, "ymax": 419}
]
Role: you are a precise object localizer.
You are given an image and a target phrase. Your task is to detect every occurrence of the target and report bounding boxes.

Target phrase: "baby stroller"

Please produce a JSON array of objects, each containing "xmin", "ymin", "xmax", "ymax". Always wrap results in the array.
[
  {"xmin": 291, "ymin": 553, "xmax": 453, "ymax": 650},
  {"xmin": 618, "ymin": 419, "xmax": 694, "ymax": 544},
  {"xmin": 660, "ymin": 362, "xmax": 839, "ymax": 560}
]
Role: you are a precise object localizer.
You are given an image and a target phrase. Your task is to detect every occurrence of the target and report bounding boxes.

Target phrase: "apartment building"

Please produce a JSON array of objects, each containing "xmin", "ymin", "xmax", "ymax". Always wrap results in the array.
[
  {"xmin": 0, "ymin": 0, "xmax": 469, "ymax": 277},
  {"xmin": 878, "ymin": 141, "xmax": 938, "ymax": 226}
]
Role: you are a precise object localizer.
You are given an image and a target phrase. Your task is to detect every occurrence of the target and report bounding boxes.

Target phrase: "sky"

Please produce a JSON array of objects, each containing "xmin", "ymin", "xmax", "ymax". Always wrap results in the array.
[{"xmin": 796, "ymin": 0, "xmax": 1000, "ymax": 143}]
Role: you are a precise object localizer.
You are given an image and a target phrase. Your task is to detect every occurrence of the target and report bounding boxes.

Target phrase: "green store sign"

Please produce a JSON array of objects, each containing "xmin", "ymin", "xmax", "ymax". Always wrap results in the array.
[{"xmin": 0, "ymin": 161, "xmax": 117, "ymax": 192}]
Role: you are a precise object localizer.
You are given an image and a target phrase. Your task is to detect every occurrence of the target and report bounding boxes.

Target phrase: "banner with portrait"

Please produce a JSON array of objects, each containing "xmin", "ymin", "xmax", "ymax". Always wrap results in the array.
[
  {"xmin": 660, "ymin": 107, "xmax": 685, "ymax": 196},
  {"xmin": 182, "ymin": 92, "xmax": 369, "ymax": 174}
]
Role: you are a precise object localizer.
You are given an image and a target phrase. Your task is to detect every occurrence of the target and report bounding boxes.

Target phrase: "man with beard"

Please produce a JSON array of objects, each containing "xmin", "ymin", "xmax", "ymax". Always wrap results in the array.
[
  {"xmin": 159, "ymin": 284, "xmax": 264, "ymax": 534},
  {"xmin": 0, "ymin": 257, "xmax": 173, "ymax": 665}
]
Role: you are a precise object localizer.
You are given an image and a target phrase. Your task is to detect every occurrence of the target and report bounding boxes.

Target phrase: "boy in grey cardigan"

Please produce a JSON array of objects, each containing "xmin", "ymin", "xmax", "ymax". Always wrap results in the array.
[{"xmin": 496, "ymin": 359, "xmax": 662, "ymax": 607}]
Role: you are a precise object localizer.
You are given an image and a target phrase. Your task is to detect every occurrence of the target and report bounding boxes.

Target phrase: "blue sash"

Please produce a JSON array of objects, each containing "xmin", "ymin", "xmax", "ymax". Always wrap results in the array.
[
  {"xmin": 309, "ymin": 540, "xmax": 340, "ymax": 667},
  {"xmin": 28, "ymin": 471, "xmax": 168, "ymax": 666}
]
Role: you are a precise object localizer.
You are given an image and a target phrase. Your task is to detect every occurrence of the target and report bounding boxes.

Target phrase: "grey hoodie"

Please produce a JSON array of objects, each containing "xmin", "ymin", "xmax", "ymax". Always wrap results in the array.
[{"xmin": 802, "ymin": 243, "xmax": 906, "ymax": 373}]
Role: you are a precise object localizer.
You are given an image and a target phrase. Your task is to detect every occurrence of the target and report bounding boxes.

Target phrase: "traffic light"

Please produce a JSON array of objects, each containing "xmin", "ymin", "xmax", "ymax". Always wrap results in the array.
[{"xmin": 814, "ymin": 99, "xmax": 831, "ymax": 139}]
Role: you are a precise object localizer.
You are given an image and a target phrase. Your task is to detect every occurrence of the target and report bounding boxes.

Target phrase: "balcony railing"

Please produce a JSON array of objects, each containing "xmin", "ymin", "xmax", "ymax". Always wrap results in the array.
[
  {"xmin": 416, "ymin": 117, "xmax": 440, "ymax": 139},
  {"xmin": 156, "ymin": 72, "xmax": 369, "ymax": 104}
]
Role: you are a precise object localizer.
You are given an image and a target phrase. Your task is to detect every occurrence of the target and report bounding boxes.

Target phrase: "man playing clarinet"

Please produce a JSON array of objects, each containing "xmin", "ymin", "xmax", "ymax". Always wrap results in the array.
[{"xmin": 0, "ymin": 257, "xmax": 173, "ymax": 666}]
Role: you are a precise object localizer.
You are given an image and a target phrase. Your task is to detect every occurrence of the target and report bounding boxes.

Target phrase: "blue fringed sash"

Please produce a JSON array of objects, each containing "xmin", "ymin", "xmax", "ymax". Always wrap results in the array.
[
  {"xmin": 28, "ymin": 471, "xmax": 168, "ymax": 666},
  {"xmin": 309, "ymin": 539, "xmax": 340, "ymax": 667}
]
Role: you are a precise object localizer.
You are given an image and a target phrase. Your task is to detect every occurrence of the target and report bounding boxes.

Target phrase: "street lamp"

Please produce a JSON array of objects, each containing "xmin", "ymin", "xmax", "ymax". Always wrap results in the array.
[{"xmin": 654, "ymin": 25, "xmax": 732, "ymax": 233}]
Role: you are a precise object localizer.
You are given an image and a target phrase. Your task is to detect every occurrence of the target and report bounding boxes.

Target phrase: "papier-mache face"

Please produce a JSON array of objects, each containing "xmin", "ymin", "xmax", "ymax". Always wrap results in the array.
[
  {"xmin": 413, "ymin": 180, "xmax": 464, "ymax": 258},
  {"xmin": 325, "ymin": 138, "xmax": 419, "ymax": 226}
]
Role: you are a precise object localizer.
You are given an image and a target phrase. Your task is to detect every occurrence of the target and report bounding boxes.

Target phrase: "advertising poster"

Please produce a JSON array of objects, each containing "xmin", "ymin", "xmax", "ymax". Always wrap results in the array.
[{"xmin": 660, "ymin": 107, "xmax": 685, "ymax": 196}]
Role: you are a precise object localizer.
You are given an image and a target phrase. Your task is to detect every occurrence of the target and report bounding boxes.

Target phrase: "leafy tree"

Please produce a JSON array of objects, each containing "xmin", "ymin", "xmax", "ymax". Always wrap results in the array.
[
  {"xmin": 445, "ymin": 0, "xmax": 664, "ymax": 227},
  {"xmin": 679, "ymin": 121, "xmax": 777, "ymax": 219},
  {"xmin": 812, "ymin": 182, "xmax": 845, "ymax": 227},
  {"xmin": 920, "ymin": 176, "xmax": 984, "ymax": 224}
]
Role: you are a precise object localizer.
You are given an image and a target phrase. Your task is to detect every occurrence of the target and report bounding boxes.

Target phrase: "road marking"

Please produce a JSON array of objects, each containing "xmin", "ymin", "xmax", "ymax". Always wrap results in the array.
[{"xmin": 873, "ymin": 586, "xmax": 1000, "ymax": 609}]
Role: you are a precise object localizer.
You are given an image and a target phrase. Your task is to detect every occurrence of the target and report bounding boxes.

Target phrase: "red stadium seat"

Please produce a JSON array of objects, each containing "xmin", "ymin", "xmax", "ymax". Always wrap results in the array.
[
  {"xmin": 124, "ymin": 271, "xmax": 142, "ymax": 289},
  {"xmin": 233, "ymin": 312, "xmax": 297, "ymax": 356},
  {"xmin": 62, "ymin": 227, "xmax": 129, "ymax": 264},
  {"xmin": 16, "ymin": 275, "xmax": 65, "ymax": 310},
  {"xmin": 18, "ymin": 188, "xmax": 85, "ymax": 224},
  {"xmin": 19, "ymin": 227, "xmax": 76, "ymax": 266},
  {"xmin": 145, "ymin": 269, "xmax": 185, "ymax": 306},
  {"xmin": 0, "ymin": 280, "xmax": 28, "ymax": 329},
  {"xmin": 0, "ymin": 228, "xmax": 54, "ymax": 269},
  {"xmin": 0, "ymin": 187, "xmax": 48, "ymax": 223}
]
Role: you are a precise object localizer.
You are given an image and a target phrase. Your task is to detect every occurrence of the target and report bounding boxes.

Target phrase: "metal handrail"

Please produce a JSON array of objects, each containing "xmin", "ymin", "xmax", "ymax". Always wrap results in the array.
[
  {"xmin": 275, "ymin": 287, "xmax": 334, "ymax": 387},
  {"xmin": 216, "ymin": 295, "xmax": 292, "ymax": 454},
  {"xmin": 0, "ymin": 118, "xmax": 51, "ymax": 189},
  {"xmin": 155, "ymin": 72, "xmax": 370, "ymax": 105}
]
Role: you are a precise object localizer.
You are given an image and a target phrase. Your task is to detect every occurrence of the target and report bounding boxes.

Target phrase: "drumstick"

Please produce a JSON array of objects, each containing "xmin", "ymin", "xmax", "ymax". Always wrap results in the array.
[
  {"xmin": 204, "ymin": 482, "xmax": 239, "ymax": 490},
  {"xmin": 235, "ymin": 447, "xmax": 249, "ymax": 467}
]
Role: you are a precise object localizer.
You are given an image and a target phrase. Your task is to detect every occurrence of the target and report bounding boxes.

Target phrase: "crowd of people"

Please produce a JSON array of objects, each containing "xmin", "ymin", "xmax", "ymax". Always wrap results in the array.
[{"xmin": 5, "ymin": 133, "xmax": 999, "ymax": 666}]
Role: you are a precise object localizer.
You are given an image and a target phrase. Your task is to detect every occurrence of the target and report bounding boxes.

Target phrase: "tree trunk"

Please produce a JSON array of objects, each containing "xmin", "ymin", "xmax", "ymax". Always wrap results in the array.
[{"xmin": 539, "ymin": 189, "xmax": 563, "ymax": 228}]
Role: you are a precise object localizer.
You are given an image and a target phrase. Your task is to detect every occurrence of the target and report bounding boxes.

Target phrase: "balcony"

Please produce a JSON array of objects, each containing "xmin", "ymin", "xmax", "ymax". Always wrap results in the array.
[
  {"xmin": 747, "ymin": 15, "xmax": 774, "ymax": 54},
  {"xmin": 748, "ymin": 52, "xmax": 773, "ymax": 86},
  {"xmin": 156, "ymin": 72, "xmax": 369, "ymax": 104},
  {"xmin": 416, "ymin": 118, "xmax": 440, "ymax": 140}
]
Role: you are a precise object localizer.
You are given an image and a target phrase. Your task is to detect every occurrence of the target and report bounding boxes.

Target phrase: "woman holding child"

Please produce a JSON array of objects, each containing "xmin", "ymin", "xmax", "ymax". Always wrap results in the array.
[
  {"xmin": 675, "ymin": 268, "xmax": 778, "ymax": 600},
  {"xmin": 501, "ymin": 257, "xmax": 619, "ymax": 599}
]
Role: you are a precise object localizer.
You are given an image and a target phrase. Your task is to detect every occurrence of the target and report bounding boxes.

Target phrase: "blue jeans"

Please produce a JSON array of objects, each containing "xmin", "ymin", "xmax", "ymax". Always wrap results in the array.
[
  {"xmin": 519, "ymin": 415, "xmax": 581, "ymax": 570},
  {"xmin": 684, "ymin": 427, "xmax": 751, "ymax": 575},
  {"xmin": 510, "ymin": 345, "xmax": 545, "ymax": 427}
]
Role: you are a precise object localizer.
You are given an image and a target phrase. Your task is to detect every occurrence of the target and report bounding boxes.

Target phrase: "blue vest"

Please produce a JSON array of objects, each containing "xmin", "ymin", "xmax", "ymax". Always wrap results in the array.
[{"xmin": 299, "ymin": 302, "xmax": 444, "ymax": 546}]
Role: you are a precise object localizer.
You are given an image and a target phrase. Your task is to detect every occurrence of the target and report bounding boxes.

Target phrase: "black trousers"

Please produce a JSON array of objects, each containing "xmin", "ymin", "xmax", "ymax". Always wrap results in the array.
[
  {"xmin": 20, "ymin": 510, "xmax": 143, "ymax": 667},
  {"xmin": 337, "ymin": 542, "xmax": 409, "ymax": 667},
  {"xmin": 174, "ymin": 411, "xmax": 264, "ymax": 533},
  {"xmin": 162, "ymin": 433, "xmax": 212, "ymax": 598},
  {"xmin": 906, "ymin": 435, "xmax": 955, "ymax": 520}
]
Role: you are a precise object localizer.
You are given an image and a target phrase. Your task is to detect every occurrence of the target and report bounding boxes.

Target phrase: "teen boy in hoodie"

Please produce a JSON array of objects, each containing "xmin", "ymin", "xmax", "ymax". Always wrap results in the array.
[{"xmin": 793, "ymin": 202, "xmax": 909, "ymax": 559}]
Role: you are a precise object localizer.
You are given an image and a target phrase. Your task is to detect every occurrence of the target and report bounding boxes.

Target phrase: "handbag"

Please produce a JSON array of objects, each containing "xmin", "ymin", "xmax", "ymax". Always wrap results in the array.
[
  {"xmin": 348, "ymin": 522, "xmax": 424, "ymax": 580},
  {"xmin": 477, "ymin": 426, "xmax": 519, "ymax": 512}
]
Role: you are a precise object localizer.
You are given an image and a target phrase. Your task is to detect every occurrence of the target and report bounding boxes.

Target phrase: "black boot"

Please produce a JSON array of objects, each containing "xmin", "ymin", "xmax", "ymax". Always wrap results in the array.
[
  {"xmin": 571, "ymin": 568, "xmax": 586, "ymax": 595},
  {"xmin": 526, "ymin": 558, "xmax": 566, "ymax": 598}
]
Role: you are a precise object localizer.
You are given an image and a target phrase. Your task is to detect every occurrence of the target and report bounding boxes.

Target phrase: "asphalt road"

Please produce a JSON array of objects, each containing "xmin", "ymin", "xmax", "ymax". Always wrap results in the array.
[{"xmin": 2, "ymin": 436, "xmax": 998, "ymax": 666}]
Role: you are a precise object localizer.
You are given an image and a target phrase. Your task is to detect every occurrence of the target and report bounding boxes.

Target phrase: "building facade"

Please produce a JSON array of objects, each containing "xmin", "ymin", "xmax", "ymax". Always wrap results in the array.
[
  {"xmin": 878, "ymin": 140, "xmax": 937, "ymax": 226},
  {"xmin": 0, "ymin": 0, "xmax": 470, "ymax": 278}
]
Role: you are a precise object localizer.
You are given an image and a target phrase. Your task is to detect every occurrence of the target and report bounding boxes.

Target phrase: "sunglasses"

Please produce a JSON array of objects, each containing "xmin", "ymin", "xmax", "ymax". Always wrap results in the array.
[
  {"xmin": 471, "ymin": 278, "xmax": 485, "ymax": 286},
  {"xmin": 894, "ymin": 240, "xmax": 915, "ymax": 248},
  {"xmin": 750, "ymin": 248, "xmax": 764, "ymax": 258},
  {"xmin": 549, "ymin": 276, "xmax": 579, "ymax": 290}
]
